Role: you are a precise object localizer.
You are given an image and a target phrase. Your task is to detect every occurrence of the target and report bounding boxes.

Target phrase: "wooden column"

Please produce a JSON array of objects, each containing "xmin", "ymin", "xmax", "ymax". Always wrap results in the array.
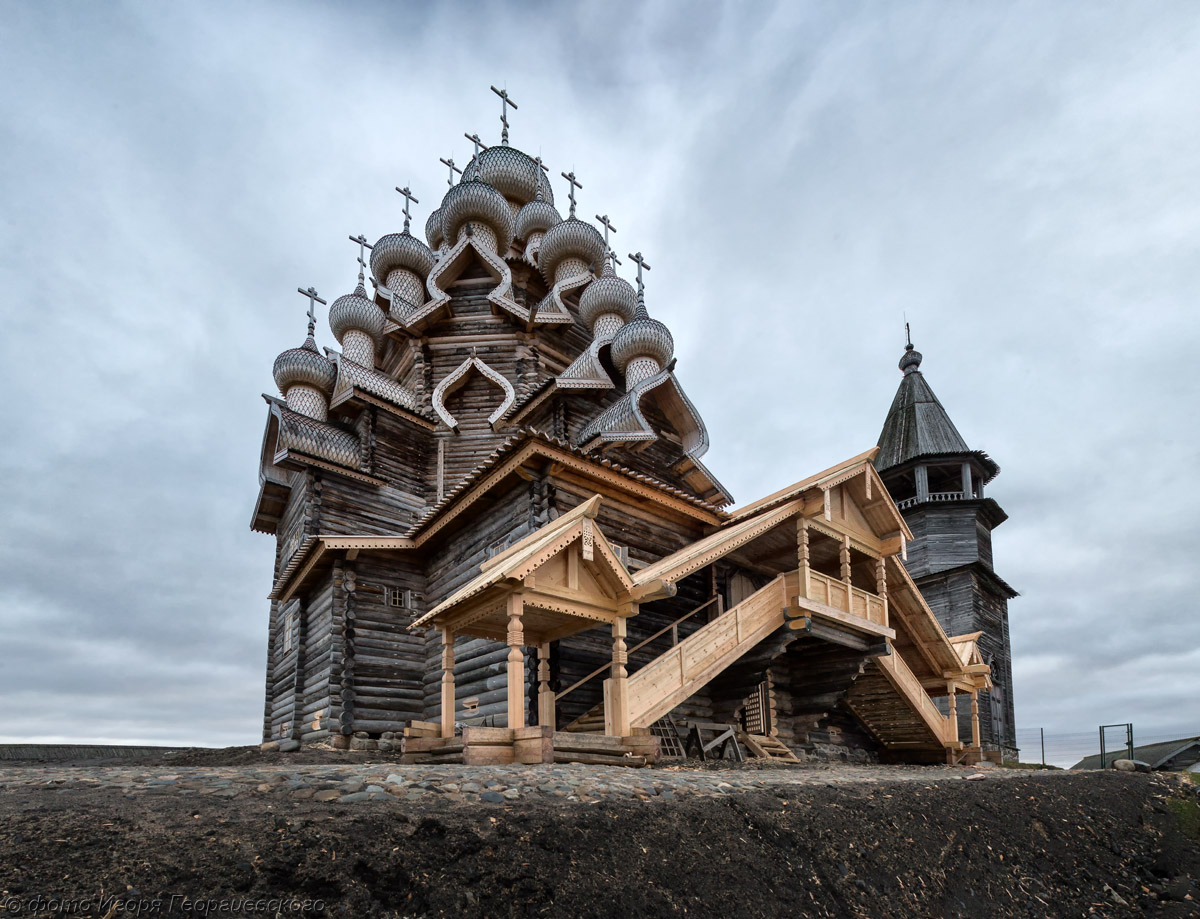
[
  {"xmin": 947, "ymin": 682, "xmax": 959, "ymax": 744},
  {"xmin": 537, "ymin": 641, "xmax": 554, "ymax": 729},
  {"xmin": 970, "ymin": 690, "xmax": 981, "ymax": 749},
  {"xmin": 506, "ymin": 592, "xmax": 525, "ymax": 729},
  {"xmin": 797, "ymin": 518, "xmax": 810, "ymax": 599},
  {"xmin": 874, "ymin": 556, "xmax": 888, "ymax": 626},
  {"xmin": 840, "ymin": 534, "xmax": 852, "ymax": 587},
  {"xmin": 604, "ymin": 614, "xmax": 630, "ymax": 737},
  {"xmin": 915, "ymin": 465, "xmax": 929, "ymax": 502},
  {"xmin": 439, "ymin": 626, "xmax": 455, "ymax": 738},
  {"xmin": 961, "ymin": 462, "xmax": 973, "ymax": 498}
]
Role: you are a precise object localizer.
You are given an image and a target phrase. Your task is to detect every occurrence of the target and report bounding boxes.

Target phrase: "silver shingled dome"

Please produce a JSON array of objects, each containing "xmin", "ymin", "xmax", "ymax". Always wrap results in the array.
[
  {"xmin": 537, "ymin": 218, "xmax": 606, "ymax": 284},
  {"xmin": 425, "ymin": 208, "xmax": 444, "ymax": 249},
  {"xmin": 328, "ymin": 284, "xmax": 386, "ymax": 346},
  {"xmin": 370, "ymin": 231, "xmax": 435, "ymax": 282},
  {"xmin": 514, "ymin": 199, "xmax": 562, "ymax": 240},
  {"xmin": 578, "ymin": 264, "xmax": 638, "ymax": 330},
  {"xmin": 439, "ymin": 180, "xmax": 516, "ymax": 252},
  {"xmin": 610, "ymin": 304, "xmax": 674, "ymax": 374},
  {"xmin": 462, "ymin": 146, "xmax": 555, "ymax": 207},
  {"xmin": 273, "ymin": 336, "xmax": 337, "ymax": 395}
]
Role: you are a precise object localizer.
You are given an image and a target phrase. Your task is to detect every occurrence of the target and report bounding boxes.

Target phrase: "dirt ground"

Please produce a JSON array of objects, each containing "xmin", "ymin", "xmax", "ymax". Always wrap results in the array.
[{"xmin": 0, "ymin": 749, "xmax": 1197, "ymax": 918}]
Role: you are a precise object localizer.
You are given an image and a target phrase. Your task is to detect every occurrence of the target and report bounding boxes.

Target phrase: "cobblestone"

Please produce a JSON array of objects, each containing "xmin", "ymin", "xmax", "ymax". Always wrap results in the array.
[{"xmin": 0, "ymin": 761, "xmax": 1030, "ymax": 807}]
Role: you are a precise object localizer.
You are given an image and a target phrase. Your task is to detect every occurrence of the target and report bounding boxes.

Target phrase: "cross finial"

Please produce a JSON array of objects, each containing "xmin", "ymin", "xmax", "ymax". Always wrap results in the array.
[
  {"xmin": 464, "ymin": 132, "xmax": 488, "ymax": 160},
  {"xmin": 297, "ymin": 286, "xmax": 327, "ymax": 336},
  {"xmin": 596, "ymin": 214, "xmax": 620, "ymax": 266},
  {"xmin": 439, "ymin": 156, "xmax": 462, "ymax": 187},
  {"xmin": 394, "ymin": 186, "xmax": 419, "ymax": 233},
  {"xmin": 628, "ymin": 252, "xmax": 651, "ymax": 295},
  {"xmin": 561, "ymin": 169, "xmax": 582, "ymax": 218},
  {"xmin": 905, "ymin": 321, "xmax": 913, "ymax": 350},
  {"xmin": 348, "ymin": 234, "xmax": 371, "ymax": 285},
  {"xmin": 490, "ymin": 85, "xmax": 518, "ymax": 144}
]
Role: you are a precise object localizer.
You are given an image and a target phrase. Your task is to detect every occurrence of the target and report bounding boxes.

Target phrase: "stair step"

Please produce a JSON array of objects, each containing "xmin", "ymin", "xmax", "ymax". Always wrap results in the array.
[{"xmin": 739, "ymin": 732, "xmax": 803, "ymax": 763}]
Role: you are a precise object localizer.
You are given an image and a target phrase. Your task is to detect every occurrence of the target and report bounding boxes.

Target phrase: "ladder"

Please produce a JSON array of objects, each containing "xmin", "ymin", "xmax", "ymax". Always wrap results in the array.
[
  {"xmin": 739, "ymin": 732, "xmax": 802, "ymax": 763},
  {"xmin": 650, "ymin": 717, "xmax": 686, "ymax": 759}
]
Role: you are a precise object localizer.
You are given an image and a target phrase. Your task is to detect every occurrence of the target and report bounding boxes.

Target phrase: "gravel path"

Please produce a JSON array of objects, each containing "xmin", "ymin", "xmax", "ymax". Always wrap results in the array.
[{"xmin": 0, "ymin": 760, "xmax": 1038, "ymax": 806}]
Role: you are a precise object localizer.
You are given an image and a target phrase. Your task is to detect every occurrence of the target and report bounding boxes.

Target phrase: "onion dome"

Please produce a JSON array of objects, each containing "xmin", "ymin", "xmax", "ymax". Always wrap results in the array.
[
  {"xmin": 514, "ymin": 199, "xmax": 562, "ymax": 241},
  {"xmin": 900, "ymin": 341, "xmax": 923, "ymax": 375},
  {"xmin": 462, "ymin": 145, "xmax": 555, "ymax": 207},
  {"xmin": 439, "ymin": 180, "xmax": 516, "ymax": 252},
  {"xmin": 537, "ymin": 218, "xmax": 606, "ymax": 285},
  {"xmin": 610, "ymin": 295, "xmax": 674, "ymax": 385},
  {"xmin": 328, "ymin": 282, "xmax": 386, "ymax": 364},
  {"xmin": 370, "ymin": 231, "xmax": 435, "ymax": 282},
  {"xmin": 425, "ymin": 208, "xmax": 444, "ymax": 250},
  {"xmin": 273, "ymin": 334, "xmax": 337, "ymax": 397},
  {"xmin": 579, "ymin": 261, "xmax": 638, "ymax": 333}
]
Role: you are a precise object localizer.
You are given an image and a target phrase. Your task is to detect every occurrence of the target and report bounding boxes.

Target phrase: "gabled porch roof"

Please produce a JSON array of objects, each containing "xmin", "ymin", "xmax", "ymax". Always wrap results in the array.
[{"xmin": 409, "ymin": 496, "xmax": 672, "ymax": 643}]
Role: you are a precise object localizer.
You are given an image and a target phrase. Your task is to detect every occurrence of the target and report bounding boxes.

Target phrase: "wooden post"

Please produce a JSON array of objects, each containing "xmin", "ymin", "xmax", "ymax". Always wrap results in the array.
[
  {"xmin": 440, "ymin": 626, "xmax": 455, "ymax": 738},
  {"xmin": 840, "ymin": 535, "xmax": 852, "ymax": 587},
  {"xmin": 604, "ymin": 613, "xmax": 630, "ymax": 736},
  {"xmin": 915, "ymin": 465, "xmax": 929, "ymax": 502},
  {"xmin": 797, "ymin": 518, "xmax": 810, "ymax": 600},
  {"xmin": 506, "ymin": 592, "xmax": 525, "ymax": 729},
  {"xmin": 961, "ymin": 462, "xmax": 973, "ymax": 498},
  {"xmin": 874, "ymin": 556, "xmax": 888, "ymax": 626},
  {"xmin": 537, "ymin": 641, "xmax": 554, "ymax": 729},
  {"xmin": 947, "ymin": 682, "xmax": 959, "ymax": 744},
  {"xmin": 970, "ymin": 690, "xmax": 981, "ymax": 749}
]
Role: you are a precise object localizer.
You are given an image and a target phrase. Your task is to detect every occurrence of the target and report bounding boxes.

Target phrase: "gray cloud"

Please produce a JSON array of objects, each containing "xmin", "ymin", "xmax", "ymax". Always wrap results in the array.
[{"xmin": 1, "ymin": 1, "xmax": 1196, "ymax": 753}]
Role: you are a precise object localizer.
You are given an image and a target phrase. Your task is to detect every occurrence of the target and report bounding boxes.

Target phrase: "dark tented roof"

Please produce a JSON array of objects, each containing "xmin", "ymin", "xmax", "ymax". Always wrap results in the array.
[{"xmin": 875, "ymin": 367, "xmax": 970, "ymax": 472}]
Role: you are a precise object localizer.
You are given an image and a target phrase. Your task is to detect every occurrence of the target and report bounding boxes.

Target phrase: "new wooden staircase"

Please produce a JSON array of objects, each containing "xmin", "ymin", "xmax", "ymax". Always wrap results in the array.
[{"xmin": 625, "ymin": 574, "xmax": 794, "ymax": 729}]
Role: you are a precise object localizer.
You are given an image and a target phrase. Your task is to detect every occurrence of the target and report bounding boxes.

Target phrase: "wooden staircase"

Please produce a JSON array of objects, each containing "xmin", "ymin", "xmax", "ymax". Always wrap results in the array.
[
  {"xmin": 739, "ymin": 732, "xmax": 802, "ymax": 763},
  {"xmin": 844, "ymin": 652, "xmax": 955, "ymax": 757},
  {"xmin": 626, "ymin": 574, "xmax": 793, "ymax": 729}
]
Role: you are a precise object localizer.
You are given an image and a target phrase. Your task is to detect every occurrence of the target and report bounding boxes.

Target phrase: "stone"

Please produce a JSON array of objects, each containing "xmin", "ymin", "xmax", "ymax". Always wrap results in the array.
[
  {"xmin": 338, "ymin": 792, "xmax": 379, "ymax": 804},
  {"xmin": 260, "ymin": 741, "xmax": 280, "ymax": 753},
  {"xmin": 278, "ymin": 739, "xmax": 301, "ymax": 753},
  {"xmin": 479, "ymin": 791, "xmax": 505, "ymax": 804},
  {"xmin": 313, "ymin": 790, "xmax": 340, "ymax": 802},
  {"xmin": 349, "ymin": 737, "xmax": 378, "ymax": 752},
  {"xmin": 377, "ymin": 741, "xmax": 394, "ymax": 753}
]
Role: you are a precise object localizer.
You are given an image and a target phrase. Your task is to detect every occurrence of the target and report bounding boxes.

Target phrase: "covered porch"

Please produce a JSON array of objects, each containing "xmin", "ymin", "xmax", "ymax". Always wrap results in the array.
[{"xmin": 406, "ymin": 496, "xmax": 670, "ymax": 765}]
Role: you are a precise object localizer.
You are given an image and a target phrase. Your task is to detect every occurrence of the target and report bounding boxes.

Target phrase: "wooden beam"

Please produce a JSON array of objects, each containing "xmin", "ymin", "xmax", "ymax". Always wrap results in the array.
[{"xmin": 506, "ymin": 592, "xmax": 525, "ymax": 730}]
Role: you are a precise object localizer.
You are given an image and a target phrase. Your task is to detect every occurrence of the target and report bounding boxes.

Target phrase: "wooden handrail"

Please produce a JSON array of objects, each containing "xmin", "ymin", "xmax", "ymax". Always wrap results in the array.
[{"xmin": 555, "ymin": 594, "xmax": 722, "ymax": 702}]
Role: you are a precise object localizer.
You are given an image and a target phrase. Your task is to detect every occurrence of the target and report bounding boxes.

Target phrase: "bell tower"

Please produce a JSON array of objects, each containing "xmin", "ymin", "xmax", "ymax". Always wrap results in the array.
[{"xmin": 874, "ymin": 334, "xmax": 1019, "ymax": 759}]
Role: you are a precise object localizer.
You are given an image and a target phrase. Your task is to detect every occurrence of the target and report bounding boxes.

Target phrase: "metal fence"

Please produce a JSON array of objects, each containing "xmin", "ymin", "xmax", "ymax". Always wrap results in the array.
[{"xmin": 1013, "ymin": 726, "xmax": 1195, "ymax": 769}]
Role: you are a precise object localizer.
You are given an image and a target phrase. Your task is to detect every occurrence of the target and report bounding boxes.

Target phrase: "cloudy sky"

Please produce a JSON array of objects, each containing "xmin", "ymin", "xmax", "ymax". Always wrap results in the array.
[{"xmin": 1, "ymin": 2, "xmax": 1196, "ymax": 763}]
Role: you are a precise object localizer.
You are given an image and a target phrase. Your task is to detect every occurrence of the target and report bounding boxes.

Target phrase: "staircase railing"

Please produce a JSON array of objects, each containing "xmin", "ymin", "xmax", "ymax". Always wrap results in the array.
[
  {"xmin": 876, "ymin": 648, "xmax": 952, "ymax": 743},
  {"xmin": 555, "ymin": 594, "xmax": 724, "ymax": 704}
]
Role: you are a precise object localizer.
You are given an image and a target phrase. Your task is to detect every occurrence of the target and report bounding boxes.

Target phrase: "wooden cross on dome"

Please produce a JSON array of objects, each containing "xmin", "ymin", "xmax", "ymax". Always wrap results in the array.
[
  {"xmin": 628, "ymin": 251, "xmax": 651, "ymax": 294},
  {"xmin": 297, "ymin": 286, "xmax": 326, "ymax": 336},
  {"xmin": 561, "ymin": 169, "xmax": 582, "ymax": 218},
  {"xmin": 439, "ymin": 156, "xmax": 462, "ymax": 187},
  {"xmin": 464, "ymin": 132, "xmax": 488, "ymax": 159},
  {"xmin": 596, "ymin": 214, "xmax": 620, "ymax": 265},
  {"xmin": 394, "ymin": 186, "xmax": 419, "ymax": 233},
  {"xmin": 348, "ymin": 233, "xmax": 371, "ymax": 281},
  {"xmin": 490, "ymin": 85, "xmax": 518, "ymax": 144}
]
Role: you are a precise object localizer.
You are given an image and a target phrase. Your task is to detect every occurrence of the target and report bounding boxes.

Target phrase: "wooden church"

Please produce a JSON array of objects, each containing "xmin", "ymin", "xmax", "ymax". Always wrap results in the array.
[{"xmin": 251, "ymin": 94, "xmax": 1003, "ymax": 766}]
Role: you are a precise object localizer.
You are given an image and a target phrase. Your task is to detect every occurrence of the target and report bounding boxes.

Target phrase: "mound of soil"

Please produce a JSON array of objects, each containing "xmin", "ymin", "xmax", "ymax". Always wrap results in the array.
[{"xmin": 1, "ymin": 769, "xmax": 1196, "ymax": 918}]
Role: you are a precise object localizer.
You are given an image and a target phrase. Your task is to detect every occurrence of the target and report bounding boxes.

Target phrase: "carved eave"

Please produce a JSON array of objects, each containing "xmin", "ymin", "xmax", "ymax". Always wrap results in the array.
[
  {"xmin": 672, "ymin": 453, "xmax": 735, "ymax": 508},
  {"xmin": 259, "ymin": 396, "xmax": 384, "ymax": 488},
  {"xmin": 432, "ymin": 354, "xmax": 517, "ymax": 432},
  {"xmin": 329, "ymin": 356, "xmax": 436, "ymax": 429},
  {"xmin": 577, "ymin": 369, "xmax": 708, "ymax": 454},
  {"xmin": 556, "ymin": 340, "xmax": 616, "ymax": 390},
  {"xmin": 251, "ymin": 400, "xmax": 294, "ymax": 534},
  {"xmin": 418, "ymin": 236, "xmax": 528, "ymax": 333},
  {"xmin": 410, "ymin": 495, "xmax": 671, "ymax": 642},
  {"xmin": 532, "ymin": 272, "xmax": 588, "ymax": 326}
]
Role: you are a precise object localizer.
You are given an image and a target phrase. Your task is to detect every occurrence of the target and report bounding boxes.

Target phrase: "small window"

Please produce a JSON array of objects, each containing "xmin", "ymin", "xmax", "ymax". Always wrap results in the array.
[
  {"xmin": 281, "ymin": 613, "xmax": 297, "ymax": 655},
  {"xmin": 486, "ymin": 535, "xmax": 515, "ymax": 559},
  {"xmin": 389, "ymin": 587, "xmax": 406, "ymax": 608}
]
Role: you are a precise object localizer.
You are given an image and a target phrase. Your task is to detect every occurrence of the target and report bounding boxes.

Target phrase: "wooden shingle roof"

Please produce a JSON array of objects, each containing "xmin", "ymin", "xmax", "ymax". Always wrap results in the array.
[{"xmin": 875, "ymin": 366, "xmax": 970, "ymax": 472}]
